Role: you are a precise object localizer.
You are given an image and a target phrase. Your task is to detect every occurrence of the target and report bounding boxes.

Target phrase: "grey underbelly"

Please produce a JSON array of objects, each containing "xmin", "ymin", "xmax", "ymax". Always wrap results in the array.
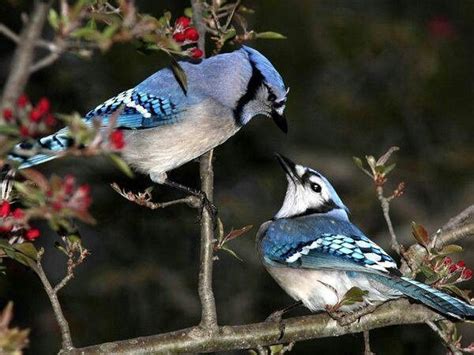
[
  {"xmin": 121, "ymin": 109, "xmax": 240, "ymax": 176},
  {"xmin": 266, "ymin": 266, "xmax": 401, "ymax": 312}
]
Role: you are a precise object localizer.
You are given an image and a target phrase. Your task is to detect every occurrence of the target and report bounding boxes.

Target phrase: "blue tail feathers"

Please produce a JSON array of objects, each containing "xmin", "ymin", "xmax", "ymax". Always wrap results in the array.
[
  {"xmin": 9, "ymin": 128, "xmax": 72, "ymax": 169},
  {"xmin": 370, "ymin": 273, "xmax": 474, "ymax": 320}
]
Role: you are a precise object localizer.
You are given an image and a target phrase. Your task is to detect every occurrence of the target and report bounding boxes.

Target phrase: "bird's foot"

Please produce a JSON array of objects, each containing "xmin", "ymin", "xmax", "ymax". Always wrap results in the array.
[
  {"xmin": 197, "ymin": 190, "xmax": 218, "ymax": 224},
  {"xmin": 326, "ymin": 302, "xmax": 382, "ymax": 326}
]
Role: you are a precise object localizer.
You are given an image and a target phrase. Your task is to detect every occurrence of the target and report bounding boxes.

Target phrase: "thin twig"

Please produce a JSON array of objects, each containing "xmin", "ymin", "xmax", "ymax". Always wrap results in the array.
[
  {"xmin": 29, "ymin": 39, "xmax": 66, "ymax": 73},
  {"xmin": 376, "ymin": 186, "xmax": 400, "ymax": 254},
  {"xmin": 0, "ymin": 23, "xmax": 20, "ymax": 43},
  {"xmin": 425, "ymin": 320, "xmax": 461, "ymax": 355},
  {"xmin": 363, "ymin": 330, "xmax": 374, "ymax": 355},
  {"xmin": 110, "ymin": 183, "xmax": 201, "ymax": 209},
  {"xmin": 31, "ymin": 250, "xmax": 74, "ymax": 350}
]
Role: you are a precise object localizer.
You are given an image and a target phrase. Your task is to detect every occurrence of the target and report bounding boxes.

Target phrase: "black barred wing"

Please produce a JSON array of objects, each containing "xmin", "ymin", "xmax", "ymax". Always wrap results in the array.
[{"xmin": 85, "ymin": 89, "xmax": 182, "ymax": 129}]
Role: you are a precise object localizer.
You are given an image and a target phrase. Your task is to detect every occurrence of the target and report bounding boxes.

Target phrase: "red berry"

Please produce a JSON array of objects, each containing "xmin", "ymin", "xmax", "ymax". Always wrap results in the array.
[
  {"xmin": 443, "ymin": 257, "xmax": 452, "ymax": 266},
  {"xmin": 29, "ymin": 109, "xmax": 42, "ymax": 123},
  {"xmin": 190, "ymin": 47, "xmax": 203, "ymax": 59},
  {"xmin": 449, "ymin": 264, "xmax": 457, "ymax": 273},
  {"xmin": 0, "ymin": 225, "xmax": 12, "ymax": 233},
  {"xmin": 0, "ymin": 201, "xmax": 11, "ymax": 218},
  {"xmin": 2, "ymin": 108, "xmax": 13, "ymax": 121},
  {"xmin": 456, "ymin": 260, "xmax": 465, "ymax": 268},
  {"xmin": 184, "ymin": 27, "xmax": 199, "ymax": 42},
  {"xmin": 45, "ymin": 114, "xmax": 56, "ymax": 127},
  {"xmin": 110, "ymin": 129, "xmax": 125, "ymax": 149},
  {"xmin": 25, "ymin": 228, "xmax": 40, "ymax": 241},
  {"xmin": 12, "ymin": 208, "xmax": 24, "ymax": 220},
  {"xmin": 64, "ymin": 175, "xmax": 76, "ymax": 194},
  {"xmin": 175, "ymin": 16, "xmax": 191, "ymax": 29},
  {"xmin": 19, "ymin": 125, "xmax": 30, "ymax": 137},
  {"xmin": 36, "ymin": 97, "xmax": 50, "ymax": 114},
  {"xmin": 17, "ymin": 94, "xmax": 29, "ymax": 108},
  {"xmin": 52, "ymin": 201, "xmax": 63, "ymax": 211},
  {"xmin": 462, "ymin": 268, "xmax": 473, "ymax": 280},
  {"xmin": 78, "ymin": 184, "xmax": 91, "ymax": 195},
  {"xmin": 173, "ymin": 32, "xmax": 186, "ymax": 43}
]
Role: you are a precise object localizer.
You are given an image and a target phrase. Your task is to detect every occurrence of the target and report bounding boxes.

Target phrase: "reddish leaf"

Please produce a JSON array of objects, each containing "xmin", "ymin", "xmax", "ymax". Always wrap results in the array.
[{"xmin": 411, "ymin": 222, "xmax": 430, "ymax": 247}]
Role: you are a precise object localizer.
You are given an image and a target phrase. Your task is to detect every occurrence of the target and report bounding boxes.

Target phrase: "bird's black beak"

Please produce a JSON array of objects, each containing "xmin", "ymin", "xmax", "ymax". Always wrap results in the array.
[
  {"xmin": 275, "ymin": 153, "xmax": 299, "ymax": 182},
  {"xmin": 272, "ymin": 111, "xmax": 288, "ymax": 133}
]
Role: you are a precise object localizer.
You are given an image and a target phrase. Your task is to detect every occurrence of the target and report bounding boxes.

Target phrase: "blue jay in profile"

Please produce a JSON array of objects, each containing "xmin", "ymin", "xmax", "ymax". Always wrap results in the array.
[
  {"xmin": 9, "ymin": 46, "xmax": 288, "ymax": 192},
  {"xmin": 257, "ymin": 154, "xmax": 474, "ymax": 320}
]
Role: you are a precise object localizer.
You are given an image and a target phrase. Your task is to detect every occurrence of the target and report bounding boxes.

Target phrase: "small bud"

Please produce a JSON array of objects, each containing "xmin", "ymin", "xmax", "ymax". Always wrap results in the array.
[
  {"xmin": 172, "ymin": 32, "xmax": 186, "ymax": 43},
  {"xmin": 462, "ymin": 268, "xmax": 473, "ymax": 280},
  {"xmin": 184, "ymin": 27, "xmax": 199, "ymax": 42},
  {"xmin": 190, "ymin": 47, "xmax": 203, "ymax": 59},
  {"xmin": 36, "ymin": 97, "xmax": 50, "ymax": 114},
  {"xmin": 45, "ymin": 114, "xmax": 57, "ymax": 127},
  {"xmin": 443, "ymin": 257, "xmax": 452, "ymax": 266},
  {"xmin": 29, "ymin": 109, "xmax": 42, "ymax": 123},
  {"xmin": 456, "ymin": 260, "xmax": 465, "ymax": 268},
  {"xmin": 110, "ymin": 129, "xmax": 125, "ymax": 149},
  {"xmin": 19, "ymin": 125, "xmax": 30, "ymax": 137},
  {"xmin": 0, "ymin": 201, "xmax": 11, "ymax": 218},
  {"xmin": 12, "ymin": 208, "xmax": 25, "ymax": 220},
  {"xmin": 2, "ymin": 108, "xmax": 13, "ymax": 121},
  {"xmin": 175, "ymin": 16, "xmax": 191, "ymax": 29},
  {"xmin": 449, "ymin": 264, "xmax": 458, "ymax": 273},
  {"xmin": 17, "ymin": 94, "xmax": 29, "ymax": 108},
  {"xmin": 25, "ymin": 228, "xmax": 40, "ymax": 241}
]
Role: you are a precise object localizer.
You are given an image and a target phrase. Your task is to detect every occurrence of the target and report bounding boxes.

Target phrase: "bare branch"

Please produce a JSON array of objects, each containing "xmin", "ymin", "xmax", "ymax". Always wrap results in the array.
[
  {"xmin": 65, "ymin": 299, "xmax": 442, "ymax": 354},
  {"xmin": 0, "ymin": 23, "xmax": 20, "ymax": 43},
  {"xmin": 1, "ymin": 1, "xmax": 52, "ymax": 110},
  {"xmin": 192, "ymin": 0, "xmax": 218, "ymax": 332},
  {"xmin": 31, "ymin": 250, "xmax": 74, "ymax": 350},
  {"xmin": 110, "ymin": 183, "xmax": 201, "ymax": 209}
]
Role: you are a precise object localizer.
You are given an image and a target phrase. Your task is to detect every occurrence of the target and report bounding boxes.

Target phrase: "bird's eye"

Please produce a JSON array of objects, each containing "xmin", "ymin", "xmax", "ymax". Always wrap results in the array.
[
  {"xmin": 268, "ymin": 93, "xmax": 276, "ymax": 102},
  {"xmin": 310, "ymin": 183, "xmax": 322, "ymax": 193}
]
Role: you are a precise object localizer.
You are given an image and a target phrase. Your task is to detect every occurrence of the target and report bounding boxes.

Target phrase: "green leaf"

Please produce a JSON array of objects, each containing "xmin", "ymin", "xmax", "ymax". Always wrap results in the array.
[
  {"xmin": 170, "ymin": 57, "xmax": 188, "ymax": 94},
  {"xmin": 48, "ymin": 9, "xmax": 59, "ymax": 30},
  {"xmin": 438, "ymin": 244, "xmax": 463, "ymax": 256},
  {"xmin": 383, "ymin": 163, "xmax": 396, "ymax": 176},
  {"xmin": 338, "ymin": 287, "xmax": 368, "ymax": 306},
  {"xmin": 376, "ymin": 146, "xmax": 399, "ymax": 165},
  {"xmin": 13, "ymin": 243, "xmax": 38, "ymax": 261},
  {"xmin": 221, "ymin": 246, "xmax": 243, "ymax": 262},
  {"xmin": 109, "ymin": 154, "xmax": 134, "ymax": 178},
  {"xmin": 255, "ymin": 31, "xmax": 286, "ymax": 39},
  {"xmin": 184, "ymin": 7, "xmax": 193, "ymax": 18},
  {"xmin": 365, "ymin": 155, "xmax": 376, "ymax": 170},
  {"xmin": 0, "ymin": 125, "xmax": 19, "ymax": 136},
  {"xmin": 222, "ymin": 28, "xmax": 237, "ymax": 42},
  {"xmin": 411, "ymin": 222, "xmax": 430, "ymax": 248}
]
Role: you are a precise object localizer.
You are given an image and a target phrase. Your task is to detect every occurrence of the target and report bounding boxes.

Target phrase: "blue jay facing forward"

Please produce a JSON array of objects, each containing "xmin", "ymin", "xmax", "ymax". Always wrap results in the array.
[
  {"xmin": 257, "ymin": 154, "xmax": 474, "ymax": 320},
  {"xmin": 8, "ymin": 46, "xmax": 288, "ymax": 197}
]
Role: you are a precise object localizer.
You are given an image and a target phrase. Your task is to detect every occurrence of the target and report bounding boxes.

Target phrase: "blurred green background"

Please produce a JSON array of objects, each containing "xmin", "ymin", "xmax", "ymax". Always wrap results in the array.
[{"xmin": 0, "ymin": 1, "xmax": 473, "ymax": 354}]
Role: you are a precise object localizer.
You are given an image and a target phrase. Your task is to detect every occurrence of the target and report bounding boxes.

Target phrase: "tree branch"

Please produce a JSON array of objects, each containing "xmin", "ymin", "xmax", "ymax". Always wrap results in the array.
[
  {"xmin": 192, "ymin": 0, "xmax": 219, "ymax": 331},
  {"xmin": 65, "ymin": 299, "xmax": 442, "ymax": 354},
  {"xmin": 31, "ymin": 250, "xmax": 74, "ymax": 350},
  {"xmin": 0, "ymin": 0, "xmax": 52, "ymax": 110}
]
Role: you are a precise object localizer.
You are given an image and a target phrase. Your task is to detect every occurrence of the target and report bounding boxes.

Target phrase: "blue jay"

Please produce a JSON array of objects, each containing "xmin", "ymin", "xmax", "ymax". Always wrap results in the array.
[
  {"xmin": 257, "ymin": 154, "xmax": 474, "ymax": 319},
  {"xmin": 9, "ymin": 46, "xmax": 288, "ymax": 189}
]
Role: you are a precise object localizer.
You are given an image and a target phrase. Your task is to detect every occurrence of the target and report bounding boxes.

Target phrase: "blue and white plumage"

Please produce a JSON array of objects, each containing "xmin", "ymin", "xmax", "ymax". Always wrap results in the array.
[
  {"xmin": 9, "ymin": 46, "xmax": 288, "ymax": 184},
  {"xmin": 257, "ymin": 154, "xmax": 474, "ymax": 319}
]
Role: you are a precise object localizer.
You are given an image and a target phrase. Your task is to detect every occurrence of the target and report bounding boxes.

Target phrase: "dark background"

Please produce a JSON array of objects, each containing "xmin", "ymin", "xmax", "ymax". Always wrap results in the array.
[{"xmin": 1, "ymin": 1, "xmax": 473, "ymax": 354}]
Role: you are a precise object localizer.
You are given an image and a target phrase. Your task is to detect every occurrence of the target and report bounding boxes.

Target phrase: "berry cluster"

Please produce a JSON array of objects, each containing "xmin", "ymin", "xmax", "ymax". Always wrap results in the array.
[
  {"xmin": 2, "ymin": 95, "xmax": 56, "ymax": 138},
  {"xmin": 443, "ymin": 257, "xmax": 473, "ymax": 281},
  {"xmin": 47, "ymin": 175, "xmax": 92, "ymax": 216},
  {"xmin": 172, "ymin": 16, "xmax": 203, "ymax": 59},
  {"xmin": 0, "ymin": 200, "xmax": 40, "ymax": 241}
]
